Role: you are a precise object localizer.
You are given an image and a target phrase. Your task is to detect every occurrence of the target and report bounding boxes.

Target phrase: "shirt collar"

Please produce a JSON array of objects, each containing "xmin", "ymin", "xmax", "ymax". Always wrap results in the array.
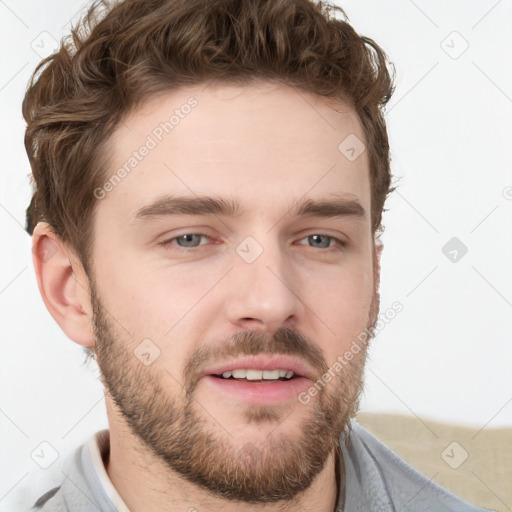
[{"xmin": 85, "ymin": 429, "xmax": 131, "ymax": 512}]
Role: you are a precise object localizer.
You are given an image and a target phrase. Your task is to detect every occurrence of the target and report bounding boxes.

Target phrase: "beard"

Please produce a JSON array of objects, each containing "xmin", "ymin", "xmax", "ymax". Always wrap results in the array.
[{"xmin": 89, "ymin": 277, "xmax": 375, "ymax": 503}]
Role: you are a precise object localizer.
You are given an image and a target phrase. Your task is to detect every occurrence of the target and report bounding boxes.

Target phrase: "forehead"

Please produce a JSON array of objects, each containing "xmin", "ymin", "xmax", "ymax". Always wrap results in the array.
[{"xmin": 98, "ymin": 81, "xmax": 370, "ymax": 227}]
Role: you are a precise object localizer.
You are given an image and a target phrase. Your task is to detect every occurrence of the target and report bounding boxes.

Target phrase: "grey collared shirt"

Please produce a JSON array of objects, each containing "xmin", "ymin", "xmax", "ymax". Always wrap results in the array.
[{"xmin": 15, "ymin": 421, "xmax": 492, "ymax": 511}]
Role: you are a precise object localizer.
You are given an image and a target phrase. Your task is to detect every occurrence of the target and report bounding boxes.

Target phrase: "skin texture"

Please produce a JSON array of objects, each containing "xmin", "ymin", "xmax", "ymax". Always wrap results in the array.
[{"xmin": 32, "ymin": 81, "xmax": 383, "ymax": 512}]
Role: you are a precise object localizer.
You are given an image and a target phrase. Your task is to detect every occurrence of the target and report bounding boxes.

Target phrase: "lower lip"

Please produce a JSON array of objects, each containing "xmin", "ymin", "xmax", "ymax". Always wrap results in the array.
[{"xmin": 202, "ymin": 375, "xmax": 311, "ymax": 405}]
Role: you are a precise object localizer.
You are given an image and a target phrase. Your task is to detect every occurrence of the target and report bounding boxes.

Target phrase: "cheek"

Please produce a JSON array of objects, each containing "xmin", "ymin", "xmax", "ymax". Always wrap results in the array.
[
  {"xmin": 93, "ymin": 251, "xmax": 208, "ymax": 332},
  {"xmin": 299, "ymin": 259, "xmax": 374, "ymax": 361},
  {"xmin": 303, "ymin": 250, "xmax": 373, "ymax": 306},
  {"xmin": 91, "ymin": 255, "xmax": 221, "ymax": 379}
]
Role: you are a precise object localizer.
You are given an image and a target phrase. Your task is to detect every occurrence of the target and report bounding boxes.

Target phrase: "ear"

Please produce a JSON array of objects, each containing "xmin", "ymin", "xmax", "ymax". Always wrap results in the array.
[
  {"xmin": 31, "ymin": 222, "xmax": 95, "ymax": 347},
  {"xmin": 369, "ymin": 237, "xmax": 384, "ymax": 328}
]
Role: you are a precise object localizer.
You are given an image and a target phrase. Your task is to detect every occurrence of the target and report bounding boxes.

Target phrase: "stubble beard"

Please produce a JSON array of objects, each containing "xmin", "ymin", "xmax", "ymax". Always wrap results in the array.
[{"xmin": 89, "ymin": 279, "xmax": 374, "ymax": 503}]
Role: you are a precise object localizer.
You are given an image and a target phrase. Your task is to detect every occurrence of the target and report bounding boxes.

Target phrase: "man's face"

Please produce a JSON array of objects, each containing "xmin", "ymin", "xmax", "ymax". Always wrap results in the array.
[{"xmin": 88, "ymin": 81, "xmax": 378, "ymax": 501}]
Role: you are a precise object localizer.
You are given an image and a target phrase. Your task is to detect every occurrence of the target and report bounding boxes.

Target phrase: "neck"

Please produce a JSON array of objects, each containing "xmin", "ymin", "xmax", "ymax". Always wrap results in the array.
[{"xmin": 105, "ymin": 398, "xmax": 343, "ymax": 512}]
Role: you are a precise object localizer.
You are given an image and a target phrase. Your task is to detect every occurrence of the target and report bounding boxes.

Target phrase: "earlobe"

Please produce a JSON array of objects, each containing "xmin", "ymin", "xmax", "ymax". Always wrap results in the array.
[{"xmin": 31, "ymin": 222, "xmax": 95, "ymax": 348}]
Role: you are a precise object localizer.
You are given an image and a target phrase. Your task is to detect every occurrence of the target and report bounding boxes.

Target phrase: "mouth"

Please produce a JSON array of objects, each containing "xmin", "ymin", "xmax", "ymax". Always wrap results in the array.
[
  {"xmin": 213, "ymin": 368, "xmax": 297, "ymax": 382},
  {"xmin": 200, "ymin": 355, "xmax": 314, "ymax": 405}
]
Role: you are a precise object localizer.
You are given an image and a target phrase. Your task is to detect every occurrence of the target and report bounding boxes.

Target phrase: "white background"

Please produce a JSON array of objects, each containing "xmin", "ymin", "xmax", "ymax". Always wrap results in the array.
[{"xmin": 1, "ymin": 0, "xmax": 511, "ymax": 507}]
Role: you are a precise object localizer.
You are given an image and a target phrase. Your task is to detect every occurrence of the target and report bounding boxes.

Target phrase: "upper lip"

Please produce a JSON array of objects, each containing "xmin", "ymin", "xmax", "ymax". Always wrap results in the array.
[{"xmin": 202, "ymin": 354, "xmax": 315, "ymax": 379}]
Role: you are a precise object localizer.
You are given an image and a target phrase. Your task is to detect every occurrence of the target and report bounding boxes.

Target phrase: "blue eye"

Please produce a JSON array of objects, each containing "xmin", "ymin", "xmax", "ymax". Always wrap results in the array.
[
  {"xmin": 160, "ymin": 233, "xmax": 345, "ymax": 251},
  {"xmin": 161, "ymin": 233, "xmax": 209, "ymax": 249},
  {"xmin": 299, "ymin": 234, "xmax": 345, "ymax": 249}
]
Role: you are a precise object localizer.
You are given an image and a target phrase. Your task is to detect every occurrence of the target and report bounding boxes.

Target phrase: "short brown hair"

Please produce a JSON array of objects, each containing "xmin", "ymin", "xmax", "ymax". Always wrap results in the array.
[{"xmin": 23, "ymin": 0, "xmax": 395, "ymax": 273}]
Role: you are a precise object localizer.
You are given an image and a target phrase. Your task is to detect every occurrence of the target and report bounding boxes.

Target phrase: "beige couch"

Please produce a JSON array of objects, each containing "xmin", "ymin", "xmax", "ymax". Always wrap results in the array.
[{"xmin": 356, "ymin": 413, "xmax": 512, "ymax": 512}]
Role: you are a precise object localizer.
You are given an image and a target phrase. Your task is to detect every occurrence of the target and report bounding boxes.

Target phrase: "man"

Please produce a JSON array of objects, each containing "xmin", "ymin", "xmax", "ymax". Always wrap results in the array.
[{"xmin": 19, "ymin": 0, "xmax": 490, "ymax": 510}]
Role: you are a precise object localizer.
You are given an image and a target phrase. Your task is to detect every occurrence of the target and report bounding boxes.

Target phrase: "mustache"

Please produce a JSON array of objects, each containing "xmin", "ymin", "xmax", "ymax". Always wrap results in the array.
[{"xmin": 183, "ymin": 327, "xmax": 329, "ymax": 393}]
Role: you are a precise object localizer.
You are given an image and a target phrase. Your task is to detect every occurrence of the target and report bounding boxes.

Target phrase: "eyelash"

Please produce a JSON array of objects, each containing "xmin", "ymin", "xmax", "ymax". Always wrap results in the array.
[
  {"xmin": 159, "ymin": 233, "xmax": 211, "ymax": 250},
  {"xmin": 159, "ymin": 233, "xmax": 347, "ymax": 251}
]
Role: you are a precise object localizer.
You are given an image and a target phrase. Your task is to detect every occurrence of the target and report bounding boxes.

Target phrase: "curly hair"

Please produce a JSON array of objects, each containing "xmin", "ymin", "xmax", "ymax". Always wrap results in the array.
[{"xmin": 23, "ymin": 0, "xmax": 395, "ymax": 274}]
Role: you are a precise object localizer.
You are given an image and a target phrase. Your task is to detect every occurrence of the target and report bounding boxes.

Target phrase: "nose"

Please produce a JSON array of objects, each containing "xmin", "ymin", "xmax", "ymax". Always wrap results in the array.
[{"xmin": 225, "ymin": 237, "xmax": 304, "ymax": 333}]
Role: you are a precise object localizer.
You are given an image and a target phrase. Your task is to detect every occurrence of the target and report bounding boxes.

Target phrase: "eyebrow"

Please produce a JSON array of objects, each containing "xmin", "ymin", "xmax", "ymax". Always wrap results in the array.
[{"xmin": 131, "ymin": 193, "xmax": 366, "ymax": 223}]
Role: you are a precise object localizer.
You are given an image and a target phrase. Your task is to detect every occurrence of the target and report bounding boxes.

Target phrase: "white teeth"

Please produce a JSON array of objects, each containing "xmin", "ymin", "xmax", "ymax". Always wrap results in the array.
[
  {"xmin": 246, "ymin": 369, "xmax": 263, "ymax": 380},
  {"xmin": 219, "ymin": 369, "xmax": 295, "ymax": 380}
]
